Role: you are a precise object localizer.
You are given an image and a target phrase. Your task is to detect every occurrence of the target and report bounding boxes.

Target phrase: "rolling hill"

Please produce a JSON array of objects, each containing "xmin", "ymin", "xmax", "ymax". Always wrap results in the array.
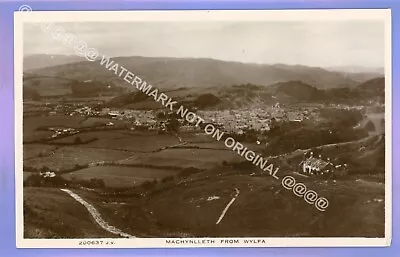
[
  {"xmin": 24, "ymin": 54, "xmax": 86, "ymax": 71},
  {"xmin": 104, "ymin": 76, "xmax": 385, "ymax": 110},
  {"xmin": 24, "ymin": 55, "xmax": 381, "ymax": 93},
  {"xmin": 356, "ymin": 77, "xmax": 385, "ymax": 97}
]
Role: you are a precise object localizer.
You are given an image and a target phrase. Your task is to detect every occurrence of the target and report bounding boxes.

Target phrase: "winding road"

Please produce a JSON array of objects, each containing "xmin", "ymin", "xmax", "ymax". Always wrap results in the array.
[{"xmin": 60, "ymin": 189, "xmax": 135, "ymax": 238}]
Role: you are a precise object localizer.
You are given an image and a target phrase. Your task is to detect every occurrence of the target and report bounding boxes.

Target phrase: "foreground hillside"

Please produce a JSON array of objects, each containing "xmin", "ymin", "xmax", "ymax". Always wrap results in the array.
[
  {"xmin": 24, "ymin": 187, "xmax": 118, "ymax": 238},
  {"xmin": 270, "ymin": 134, "xmax": 385, "ymax": 176},
  {"xmin": 84, "ymin": 134, "xmax": 384, "ymax": 237},
  {"xmin": 76, "ymin": 162, "xmax": 384, "ymax": 237}
]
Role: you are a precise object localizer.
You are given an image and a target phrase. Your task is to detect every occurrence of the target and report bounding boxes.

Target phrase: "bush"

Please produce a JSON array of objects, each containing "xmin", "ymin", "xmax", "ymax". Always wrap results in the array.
[
  {"xmin": 319, "ymin": 108, "xmax": 364, "ymax": 128},
  {"xmin": 365, "ymin": 120, "xmax": 376, "ymax": 131},
  {"xmin": 40, "ymin": 166, "xmax": 50, "ymax": 173},
  {"xmin": 24, "ymin": 174, "xmax": 69, "ymax": 188},
  {"xmin": 161, "ymin": 176, "xmax": 174, "ymax": 183},
  {"xmin": 178, "ymin": 167, "xmax": 202, "ymax": 178},
  {"xmin": 74, "ymin": 137, "xmax": 83, "ymax": 144},
  {"xmin": 194, "ymin": 93, "xmax": 221, "ymax": 109},
  {"xmin": 88, "ymin": 178, "xmax": 105, "ymax": 188},
  {"xmin": 141, "ymin": 180, "xmax": 158, "ymax": 190}
]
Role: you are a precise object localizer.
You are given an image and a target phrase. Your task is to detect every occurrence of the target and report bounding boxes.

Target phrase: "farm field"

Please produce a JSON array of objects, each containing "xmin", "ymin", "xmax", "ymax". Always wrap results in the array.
[
  {"xmin": 23, "ymin": 144, "xmax": 58, "ymax": 160},
  {"xmin": 24, "ymin": 146, "xmax": 133, "ymax": 171},
  {"xmin": 62, "ymin": 166, "xmax": 180, "ymax": 188},
  {"xmin": 183, "ymin": 140, "xmax": 266, "ymax": 152},
  {"xmin": 23, "ymin": 115, "xmax": 86, "ymax": 142},
  {"xmin": 50, "ymin": 133, "xmax": 99, "ymax": 144},
  {"xmin": 80, "ymin": 117, "xmax": 114, "ymax": 127},
  {"xmin": 181, "ymin": 132, "xmax": 216, "ymax": 143},
  {"xmin": 120, "ymin": 148, "xmax": 241, "ymax": 169},
  {"xmin": 23, "ymin": 77, "xmax": 72, "ymax": 96},
  {"xmin": 52, "ymin": 131, "xmax": 128, "ymax": 143},
  {"xmin": 23, "ymin": 172, "xmax": 33, "ymax": 181},
  {"xmin": 79, "ymin": 117, "xmax": 129, "ymax": 128},
  {"xmin": 23, "ymin": 130, "xmax": 54, "ymax": 143},
  {"xmin": 179, "ymin": 140, "xmax": 228, "ymax": 150},
  {"xmin": 78, "ymin": 132, "xmax": 180, "ymax": 152},
  {"xmin": 24, "ymin": 115, "xmax": 85, "ymax": 132}
]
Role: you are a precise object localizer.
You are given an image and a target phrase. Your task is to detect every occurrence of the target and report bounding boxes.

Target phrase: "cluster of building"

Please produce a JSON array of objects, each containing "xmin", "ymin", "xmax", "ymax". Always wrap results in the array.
[
  {"xmin": 101, "ymin": 108, "xmax": 159, "ymax": 127},
  {"xmin": 39, "ymin": 171, "xmax": 56, "ymax": 178},
  {"xmin": 47, "ymin": 103, "xmax": 86, "ymax": 116},
  {"xmin": 71, "ymin": 106, "xmax": 100, "ymax": 116},
  {"xmin": 197, "ymin": 109, "xmax": 269, "ymax": 134},
  {"xmin": 49, "ymin": 127, "xmax": 79, "ymax": 139},
  {"xmin": 43, "ymin": 101, "xmax": 322, "ymax": 136},
  {"xmin": 197, "ymin": 106, "xmax": 312, "ymax": 134},
  {"xmin": 299, "ymin": 151, "xmax": 348, "ymax": 177}
]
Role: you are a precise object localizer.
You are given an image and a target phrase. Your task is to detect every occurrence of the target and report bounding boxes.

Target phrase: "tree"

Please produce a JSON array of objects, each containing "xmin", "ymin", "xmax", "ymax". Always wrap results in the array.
[
  {"xmin": 40, "ymin": 166, "xmax": 50, "ymax": 173},
  {"xmin": 23, "ymin": 88, "xmax": 41, "ymax": 101},
  {"xmin": 141, "ymin": 180, "xmax": 157, "ymax": 190},
  {"xmin": 166, "ymin": 117, "xmax": 180, "ymax": 133},
  {"xmin": 365, "ymin": 120, "xmax": 376, "ymax": 132},
  {"xmin": 89, "ymin": 178, "xmax": 105, "ymax": 188},
  {"xmin": 161, "ymin": 176, "xmax": 174, "ymax": 183},
  {"xmin": 157, "ymin": 112, "xmax": 166, "ymax": 120},
  {"xmin": 74, "ymin": 137, "xmax": 83, "ymax": 144}
]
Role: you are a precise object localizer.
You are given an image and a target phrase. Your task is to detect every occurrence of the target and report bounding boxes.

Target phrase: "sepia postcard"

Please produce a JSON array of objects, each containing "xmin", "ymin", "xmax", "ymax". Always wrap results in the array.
[{"xmin": 14, "ymin": 9, "xmax": 392, "ymax": 248}]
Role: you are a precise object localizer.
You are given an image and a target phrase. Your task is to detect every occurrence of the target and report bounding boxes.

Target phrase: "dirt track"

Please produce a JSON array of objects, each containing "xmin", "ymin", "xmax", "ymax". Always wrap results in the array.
[{"xmin": 60, "ymin": 188, "xmax": 134, "ymax": 238}]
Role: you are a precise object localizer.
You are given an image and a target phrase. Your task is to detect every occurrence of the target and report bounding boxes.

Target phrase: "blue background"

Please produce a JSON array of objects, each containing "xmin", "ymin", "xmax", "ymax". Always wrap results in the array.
[{"xmin": 0, "ymin": 0, "xmax": 398, "ymax": 256}]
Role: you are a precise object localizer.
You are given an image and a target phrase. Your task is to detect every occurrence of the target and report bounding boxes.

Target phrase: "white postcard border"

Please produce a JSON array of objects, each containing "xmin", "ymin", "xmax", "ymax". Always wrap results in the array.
[{"xmin": 14, "ymin": 9, "xmax": 392, "ymax": 248}]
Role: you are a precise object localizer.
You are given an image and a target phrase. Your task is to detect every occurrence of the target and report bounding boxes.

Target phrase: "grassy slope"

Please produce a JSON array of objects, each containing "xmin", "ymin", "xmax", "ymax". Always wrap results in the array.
[
  {"xmin": 61, "ymin": 166, "xmax": 180, "ymax": 188},
  {"xmin": 24, "ymin": 187, "xmax": 117, "ymax": 238},
  {"xmin": 79, "ymin": 164, "xmax": 384, "ymax": 237},
  {"xmin": 74, "ymin": 133, "xmax": 385, "ymax": 237},
  {"xmin": 272, "ymin": 134, "xmax": 385, "ymax": 176}
]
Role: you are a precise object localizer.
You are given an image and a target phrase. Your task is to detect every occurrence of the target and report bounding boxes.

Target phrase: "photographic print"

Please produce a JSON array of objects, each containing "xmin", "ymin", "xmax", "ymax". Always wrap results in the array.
[{"xmin": 14, "ymin": 9, "xmax": 392, "ymax": 248}]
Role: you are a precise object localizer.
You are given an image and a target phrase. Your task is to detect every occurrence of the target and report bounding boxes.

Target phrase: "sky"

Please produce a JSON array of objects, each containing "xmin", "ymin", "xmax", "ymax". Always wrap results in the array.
[{"xmin": 23, "ymin": 21, "xmax": 385, "ymax": 69}]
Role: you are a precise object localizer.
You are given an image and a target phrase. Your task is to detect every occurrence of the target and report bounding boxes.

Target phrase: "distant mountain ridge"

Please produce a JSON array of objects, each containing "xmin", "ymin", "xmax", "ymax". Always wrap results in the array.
[
  {"xmin": 24, "ymin": 54, "xmax": 87, "ymax": 71},
  {"xmin": 326, "ymin": 65, "xmax": 384, "ymax": 74},
  {"xmin": 24, "ymin": 55, "xmax": 381, "ymax": 92}
]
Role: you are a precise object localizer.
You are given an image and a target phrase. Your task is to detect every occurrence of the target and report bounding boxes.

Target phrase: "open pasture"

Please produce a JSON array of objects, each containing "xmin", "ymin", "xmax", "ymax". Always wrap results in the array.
[
  {"xmin": 181, "ymin": 132, "xmax": 215, "ymax": 143},
  {"xmin": 23, "ymin": 144, "xmax": 58, "ymax": 160},
  {"xmin": 50, "ymin": 133, "xmax": 99, "ymax": 144},
  {"xmin": 79, "ymin": 117, "xmax": 126, "ymax": 127},
  {"xmin": 23, "ymin": 172, "xmax": 34, "ymax": 181},
  {"xmin": 183, "ymin": 140, "xmax": 266, "ymax": 152},
  {"xmin": 62, "ymin": 166, "xmax": 179, "ymax": 188},
  {"xmin": 80, "ymin": 132, "xmax": 180, "ymax": 152},
  {"xmin": 23, "ymin": 115, "xmax": 85, "ymax": 142},
  {"xmin": 23, "ymin": 130, "xmax": 54, "ymax": 143},
  {"xmin": 23, "ymin": 146, "xmax": 133, "ymax": 171},
  {"xmin": 24, "ymin": 115, "xmax": 85, "ymax": 131},
  {"xmin": 121, "ymin": 148, "xmax": 241, "ymax": 169}
]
